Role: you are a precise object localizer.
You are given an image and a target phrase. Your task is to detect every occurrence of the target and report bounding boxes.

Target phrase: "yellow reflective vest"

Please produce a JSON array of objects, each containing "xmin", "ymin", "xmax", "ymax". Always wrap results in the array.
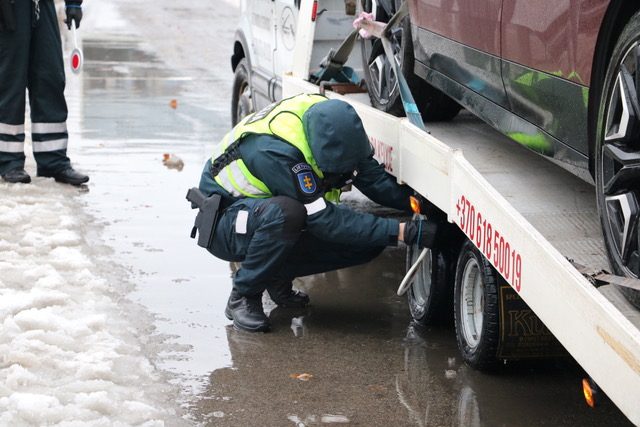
[{"xmin": 211, "ymin": 94, "xmax": 341, "ymax": 202}]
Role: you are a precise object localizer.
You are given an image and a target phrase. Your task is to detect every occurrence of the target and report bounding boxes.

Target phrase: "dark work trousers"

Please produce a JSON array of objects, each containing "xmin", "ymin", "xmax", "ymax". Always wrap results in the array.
[
  {"xmin": 209, "ymin": 196, "xmax": 386, "ymax": 297},
  {"xmin": 0, "ymin": 0, "xmax": 71, "ymax": 175}
]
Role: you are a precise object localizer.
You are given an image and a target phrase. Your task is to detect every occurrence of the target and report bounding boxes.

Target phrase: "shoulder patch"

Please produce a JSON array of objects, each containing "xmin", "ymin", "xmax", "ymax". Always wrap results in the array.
[
  {"xmin": 292, "ymin": 163, "xmax": 312, "ymax": 174},
  {"xmin": 296, "ymin": 171, "xmax": 317, "ymax": 194}
]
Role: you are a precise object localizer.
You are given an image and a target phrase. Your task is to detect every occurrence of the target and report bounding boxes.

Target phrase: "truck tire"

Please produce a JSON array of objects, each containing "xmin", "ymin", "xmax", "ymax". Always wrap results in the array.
[
  {"xmin": 406, "ymin": 244, "xmax": 449, "ymax": 326},
  {"xmin": 594, "ymin": 11, "xmax": 640, "ymax": 309},
  {"xmin": 454, "ymin": 240, "xmax": 499, "ymax": 370},
  {"xmin": 231, "ymin": 58, "xmax": 254, "ymax": 126},
  {"xmin": 359, "ymin": 0, "xmax": 461, "ymax": 121}
]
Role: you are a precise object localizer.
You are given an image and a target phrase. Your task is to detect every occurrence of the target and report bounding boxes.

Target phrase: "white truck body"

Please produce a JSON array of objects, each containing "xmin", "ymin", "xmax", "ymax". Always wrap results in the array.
[{"xmin": 284, "ymin": 1, "xmax": 640, "ymax": 424}]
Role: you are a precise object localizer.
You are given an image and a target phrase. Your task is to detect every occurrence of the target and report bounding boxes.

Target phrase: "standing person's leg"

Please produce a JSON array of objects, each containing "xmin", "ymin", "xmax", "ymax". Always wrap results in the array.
[
  {"xmin": 28, "ymin": 0, "xmax": 87, "ymax": 185},
  {"xmin": 208, "ymin": 196, "xmax": 307, "ymax": 332},
  {"xmin": 0, "ymin": 0, "xmax": 30, "ymax": 182}
]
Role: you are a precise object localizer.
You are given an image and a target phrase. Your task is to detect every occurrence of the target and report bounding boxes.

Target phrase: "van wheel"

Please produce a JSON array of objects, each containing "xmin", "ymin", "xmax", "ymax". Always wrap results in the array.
[
  {"xmin": 595, "ymin": 11, "xmax": 640, "ymax": 309},
  {"xmin": 454, "ymin": 240, "xmax": 499, "ymax": 370},
  {"xmin": 231, "ymin": 58, "xmax": 254, "ymax": 126}
]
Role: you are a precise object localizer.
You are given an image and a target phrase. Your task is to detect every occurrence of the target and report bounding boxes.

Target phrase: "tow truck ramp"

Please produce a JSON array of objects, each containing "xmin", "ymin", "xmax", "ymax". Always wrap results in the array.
[{"xmin": 286, "ymin": 1, "xmax": 640, "ymax": 424}]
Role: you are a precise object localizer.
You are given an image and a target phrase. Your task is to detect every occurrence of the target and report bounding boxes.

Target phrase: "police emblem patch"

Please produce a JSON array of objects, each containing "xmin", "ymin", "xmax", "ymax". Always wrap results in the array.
[{"xmin": 297, "ymin": 171, "xmax": 317, "ymax": 194}]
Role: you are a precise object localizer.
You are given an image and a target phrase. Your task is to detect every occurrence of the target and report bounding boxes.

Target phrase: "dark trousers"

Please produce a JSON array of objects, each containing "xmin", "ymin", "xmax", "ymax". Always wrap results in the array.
[
  {"xmin": 0, "ymin": 0, "xmax": 71, "ymax": 175},
  {"xmin": 209, "ymin": 196, "xmax": 385, "ymax": 296}
]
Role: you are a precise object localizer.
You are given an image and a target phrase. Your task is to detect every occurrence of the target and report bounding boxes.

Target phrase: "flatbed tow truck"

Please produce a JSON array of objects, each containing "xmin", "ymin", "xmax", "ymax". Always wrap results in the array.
[{"xmin": 278, "ymin": 1, "xmax": 640, "ymax": 424}]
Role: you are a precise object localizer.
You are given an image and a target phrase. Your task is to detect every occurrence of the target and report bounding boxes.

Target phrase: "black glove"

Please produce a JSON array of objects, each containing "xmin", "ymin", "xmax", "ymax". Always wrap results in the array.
[
  {"xmin": 403, "ymin": 219, "xmax": 440, "ymax": 248},
  {"xmin": 65, "ymin": 1, "xmax": 82, "ymax": 29}
]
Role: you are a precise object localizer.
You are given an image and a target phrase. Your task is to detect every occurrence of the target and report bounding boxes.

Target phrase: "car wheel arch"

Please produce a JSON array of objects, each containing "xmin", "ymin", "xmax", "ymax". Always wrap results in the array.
[{"xmin": 588, "ymin": 0, "xmax": 640, "ymax": 176}]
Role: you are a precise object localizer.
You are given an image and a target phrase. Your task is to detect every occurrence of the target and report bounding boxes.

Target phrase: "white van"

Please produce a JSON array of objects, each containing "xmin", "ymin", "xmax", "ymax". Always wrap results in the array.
[{"xmin": 230, "ymin": 0, "xmax": 360, "ymax": 125}]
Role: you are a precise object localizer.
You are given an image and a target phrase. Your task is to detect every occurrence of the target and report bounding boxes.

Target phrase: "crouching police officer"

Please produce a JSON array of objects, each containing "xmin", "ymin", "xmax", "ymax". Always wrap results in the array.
[
  {"xmin": 195, "ymin": 94, "xmax": 439, "ymax": 332},
  {"xmin": 0, "ymin": 0, "xmax": 88, "ymax": 185}
]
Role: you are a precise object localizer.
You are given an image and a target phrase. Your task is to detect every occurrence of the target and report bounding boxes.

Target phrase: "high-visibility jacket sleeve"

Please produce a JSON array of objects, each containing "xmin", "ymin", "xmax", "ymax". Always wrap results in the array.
[
  {"xmin": 354, "ymin": 153, "xmax": 414, "ymax": 212},
  {"xmin": 241, "ymin": 134, "xmax": 400, "ymax": 247}
]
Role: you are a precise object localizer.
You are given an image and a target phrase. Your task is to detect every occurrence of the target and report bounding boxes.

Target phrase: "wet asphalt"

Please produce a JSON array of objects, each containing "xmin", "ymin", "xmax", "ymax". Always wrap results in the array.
[{"xmin": 64, "ymin": 1, "xmax": 635, "ymax": 425}]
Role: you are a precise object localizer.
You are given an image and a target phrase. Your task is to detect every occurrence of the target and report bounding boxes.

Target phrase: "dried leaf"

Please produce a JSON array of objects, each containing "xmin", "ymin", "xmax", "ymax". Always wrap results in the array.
[
  {"xmin": 169, "ymin": 99, "xmax": 178, "ymax": 109},
  {"xmin": 289, "ymin": 373, "xmax": 313, "ymax": 381}
]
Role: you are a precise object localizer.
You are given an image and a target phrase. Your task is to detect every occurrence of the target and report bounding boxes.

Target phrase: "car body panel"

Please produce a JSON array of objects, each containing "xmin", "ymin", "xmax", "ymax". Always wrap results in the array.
[
  {"xmin": 413, "ymin": 54, "xmax": 590, "ymax": 175},
  {"xmin": 500, "ymin": 1, "xmax": 609, "ymax": 155},
  {"xmin": 502, "ymin": 60, "xmax": 590, "ymax": 155},
  {"xmin": 409, "ymin": 0, "xmax": 611, "ymax": 164},
  {"xmin": 409, "ymin": 1, "xmax": 508, "ymax": 108},
  {"xmin": 501, "ymin": 1, "xmax": 609, "ymax": 87},
  {"xmin": 408, "ymin": 0, "xmax": 502, "ymax": 56}
]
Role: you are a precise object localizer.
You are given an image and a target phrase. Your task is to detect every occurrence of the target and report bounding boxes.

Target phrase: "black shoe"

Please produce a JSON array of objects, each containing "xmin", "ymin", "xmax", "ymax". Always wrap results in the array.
[
  {"xmin": 40, "ymin": 167, "xmax": 89, "ymax": 186},
  {"xmin": 267, "ymin": 281, "xmax": 310, "ymax": 308},
  {"xmin": 225, "ymin": 290, "xmax": 270, "ymax": 332},
  {"xmin": 1, "ymin": 168, "xmax": 31, "ymax": 184}
]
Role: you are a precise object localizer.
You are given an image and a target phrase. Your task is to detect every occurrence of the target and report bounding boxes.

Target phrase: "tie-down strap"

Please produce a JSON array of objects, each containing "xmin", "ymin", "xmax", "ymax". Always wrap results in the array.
[{"xmin": 569, "ymin": 259, "xmax": 640, "ymax": 291}]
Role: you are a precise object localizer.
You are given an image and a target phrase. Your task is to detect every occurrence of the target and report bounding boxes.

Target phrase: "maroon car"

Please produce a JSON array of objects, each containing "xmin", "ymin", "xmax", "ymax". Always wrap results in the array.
[{"xmin": 360, "ymin": 0, "xmax": 640, "ymax": 311}]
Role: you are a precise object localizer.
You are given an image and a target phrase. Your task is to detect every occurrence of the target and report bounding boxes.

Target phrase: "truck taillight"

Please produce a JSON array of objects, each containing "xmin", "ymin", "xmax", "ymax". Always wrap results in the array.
[
  {"xmin": 410, "ymin": 196, "xmax": 421, "ymax": 214},
  {"xmin": 311, "ymin": 1, "xmax": 318, "ymax": 21},
  {"xmin": 582, "ymin": 378, "xmax": 597, "ymax": 408}
]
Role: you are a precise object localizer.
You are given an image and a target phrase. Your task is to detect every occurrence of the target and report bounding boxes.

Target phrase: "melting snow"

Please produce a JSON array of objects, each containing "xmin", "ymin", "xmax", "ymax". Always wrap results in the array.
[{"xmin": 0, "ymin": 181, "xmax": 183, "ymax": 425}]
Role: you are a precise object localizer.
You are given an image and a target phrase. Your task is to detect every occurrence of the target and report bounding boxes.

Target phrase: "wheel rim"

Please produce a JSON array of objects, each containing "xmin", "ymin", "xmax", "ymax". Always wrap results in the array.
[
  {"xmin": 601, "ymin": 42, "xmax": 640, "ymax": 277},
  {"xmin": 236, "ymin": 80, "xmax": 252, "ymax": 123},
  {"xmin": 362, "ymin": 2, "xmax": 403, "ymax": 106},
  {"xmin": 410, "ymin": 247, "xmax": 432, "ymax": 309},
  {"xmin": 460, "ymin": 257, "xmax": 484, "ymax": 349}
]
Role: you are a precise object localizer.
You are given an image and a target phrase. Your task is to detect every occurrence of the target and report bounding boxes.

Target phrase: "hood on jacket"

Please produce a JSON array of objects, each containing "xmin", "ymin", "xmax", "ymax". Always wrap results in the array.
[{"xmin": 302, "ymin": 99, "xmax": 372, "ymax": 174}]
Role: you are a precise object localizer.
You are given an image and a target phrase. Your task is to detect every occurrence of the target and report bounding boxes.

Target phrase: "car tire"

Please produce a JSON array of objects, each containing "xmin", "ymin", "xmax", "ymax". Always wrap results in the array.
[
  {"xmin": 231, "ymin": 58, "xmax": 254, "ymax": 126},
  {"xmin": 454, "ymin": 240, "xmax": 499, "ymax": 370},
  {"xmin": 359, "ymin": 0, "xmax": 461, "ymax": 121},
  {"xmin": 406, "ymin": 243, "xmax": 449, "ymax": 326},
  {"xmin": 595, "ymin": 11, "xmax": 640, "ymax": 309}
]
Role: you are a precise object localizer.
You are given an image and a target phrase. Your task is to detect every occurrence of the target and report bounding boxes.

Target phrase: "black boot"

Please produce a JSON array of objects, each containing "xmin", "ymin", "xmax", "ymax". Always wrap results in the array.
[
  {"xmin": 1, "ymin": 168, "xmax": 31, "ymax": 184},
  {"xmin": 225, "ymin": 290, "xmax": 270, "ymax": 332},
  {"xmin": 267, "ymin": 281, "xmax": 310, "ymax": 308},
  {"xmin": 39, "ymin": 167, "xmax": 89, "ymax": 186}
]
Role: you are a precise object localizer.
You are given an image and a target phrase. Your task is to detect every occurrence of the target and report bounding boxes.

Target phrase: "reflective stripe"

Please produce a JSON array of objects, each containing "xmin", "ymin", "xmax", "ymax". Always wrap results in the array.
[
  {"xmin": 216, "ymin": 161, "xmax": 269, "ymax": 198},
  {"xmin": 305, "ymin": 197, "xmax": 327, "ymax": 215},
  {"xmin": 32, "ymin": 122, "xmax": 67, "ymax": 134},
  {"xmin": 235, "ymin": 210, "xmax": 249, "ymax": 234},
  {"xmin": 0, "ymin": 141, "xmax": 25, "ymax": 153},
  {"xmin": 32, "ymin": 138, "xmax": 68, "ymax": 152},
  {"xmin": 0, "ymin": 123, "xmax": 25, "ymax": 136}
]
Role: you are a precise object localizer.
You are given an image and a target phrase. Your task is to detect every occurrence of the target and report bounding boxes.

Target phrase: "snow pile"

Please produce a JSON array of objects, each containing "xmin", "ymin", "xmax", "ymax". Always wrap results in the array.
[{"xmin": 0, "ymin": 181, "xmax": 181, "ymax": 426}]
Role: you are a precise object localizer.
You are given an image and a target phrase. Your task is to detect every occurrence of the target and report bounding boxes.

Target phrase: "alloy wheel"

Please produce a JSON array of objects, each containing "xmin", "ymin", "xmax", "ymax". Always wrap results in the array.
[
  {"xmin": 601, "ymin": 42, "xmax": 640, "ymax": 277},
  {"xmin": 365, "ymin": 28, "xmax": 403, "ymax": 106}
]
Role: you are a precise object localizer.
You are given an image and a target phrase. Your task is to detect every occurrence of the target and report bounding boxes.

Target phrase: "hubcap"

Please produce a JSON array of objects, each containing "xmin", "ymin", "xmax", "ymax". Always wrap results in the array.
[
  {"xmin": 601, "ymin": 42, "xmax": 640, "ymax": 277},
  {"xmin": 236, "ymin": 81, "xmax": 252, "ymax": 123},
  {"xmin": 461, "ymin": 257, "xmax": 484, "ymax": 349},
  {"xmin": 411, "ymin": 247, "xmax": 433, "ymax": 308}
]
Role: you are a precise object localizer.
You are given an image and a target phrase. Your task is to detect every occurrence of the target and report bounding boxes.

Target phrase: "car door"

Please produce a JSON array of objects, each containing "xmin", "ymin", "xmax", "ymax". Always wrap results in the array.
[
  {"xmin": 248, "ymin": 0, "xmax": 276, "ymax": 109},
  {"xmin": 500, "ymin": 0, "xmax": 609, "ymax": 155},
  {"xmin": 273, "ymin": 0, "xmax": 299, "ymax": 101},
  {"xmin": 409, "ymin": 0, "xmax": 507, "ymax": 107}
]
